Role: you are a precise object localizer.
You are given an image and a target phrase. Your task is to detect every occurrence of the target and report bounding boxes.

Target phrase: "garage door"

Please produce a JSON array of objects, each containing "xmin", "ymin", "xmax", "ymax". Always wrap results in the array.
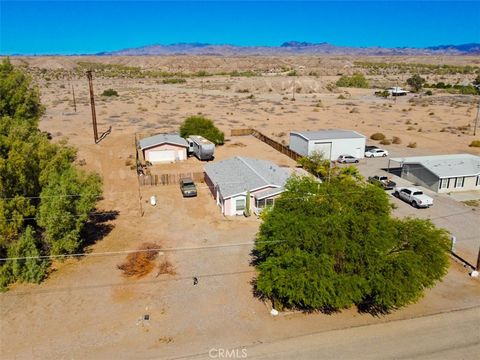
[
  {"xmin": 148, "ymin": 150, "xmax": 176, "ymax": 163},
  {"xmin": 311, "ymin": 142, "xmax": 332, "ymax": 160}
]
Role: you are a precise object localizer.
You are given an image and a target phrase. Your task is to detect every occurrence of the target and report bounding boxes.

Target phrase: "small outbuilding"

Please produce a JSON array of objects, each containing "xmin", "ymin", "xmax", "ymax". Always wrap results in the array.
[
  {"xmin": 389, "ymin": 154, "xmax": 480, "ymax": 193},
  {"xmin": 388, "ymin": 87, "xmax": 409, "ymax": 96},
  {"xmin": 289, "ymin": 130, "xmax": 366, "ymax": 160},
  {"xmin": 139, "ymin": 134, "xmax": 188, "ymax": 163},
  {"xmin": 204, "ymin": 156, "xmax": 290, "ymax": 216}
]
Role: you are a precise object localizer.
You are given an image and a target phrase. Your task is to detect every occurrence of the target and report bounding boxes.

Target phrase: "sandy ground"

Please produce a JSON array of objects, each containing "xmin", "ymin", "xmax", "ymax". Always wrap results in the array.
[{"xmin": 1, "ymin": 56, "xmax": 480, "ymax": 359}]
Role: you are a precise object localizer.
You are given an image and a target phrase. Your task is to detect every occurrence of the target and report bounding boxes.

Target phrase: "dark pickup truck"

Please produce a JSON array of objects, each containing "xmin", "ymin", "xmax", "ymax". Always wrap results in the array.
[
  {"xmin": 180, "ymin": 178, "xmax": 198, "ymax": 197},
  {"xmin": 368, "ymin": 175, "xmax": 396, "ymax": 190}
]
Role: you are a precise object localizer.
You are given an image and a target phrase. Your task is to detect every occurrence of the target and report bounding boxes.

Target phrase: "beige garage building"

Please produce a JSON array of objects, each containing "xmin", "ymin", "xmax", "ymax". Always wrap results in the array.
[
  {"xmin": 390, "ymin": 154, "xmax": 480, "ymax": 193},
  {"xmin": 139, "ymin": 134, "xmax": 188, "ymax": 164}
]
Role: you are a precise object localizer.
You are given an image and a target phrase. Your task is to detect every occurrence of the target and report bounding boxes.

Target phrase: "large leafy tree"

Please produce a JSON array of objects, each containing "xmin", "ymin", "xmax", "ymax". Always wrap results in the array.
[
  {"xmin": 179, "ymin": 115, "xmax": 225, "ymax": 145},
  {"xmin": 0, "ymin": 58, "xmax": 102, "ymax": 289},
  {"xmin": 254, "ymin": 175, "xmax": 449, "ymax": 313},
  {"xmin": 406, "ymin": 74, "xmax": 426, "ymax": 93}
]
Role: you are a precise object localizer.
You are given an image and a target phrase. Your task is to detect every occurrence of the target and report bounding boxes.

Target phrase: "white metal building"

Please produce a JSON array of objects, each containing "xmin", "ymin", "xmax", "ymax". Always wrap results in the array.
[{"xmin": 289, "ymin": 130, "xmax": 366, "ymax": 160}]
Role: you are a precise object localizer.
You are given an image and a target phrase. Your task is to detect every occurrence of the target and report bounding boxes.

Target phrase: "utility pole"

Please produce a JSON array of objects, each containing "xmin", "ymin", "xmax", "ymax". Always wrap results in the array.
[
  {"xmin": 476, "ymin": 246, "xmax": 480, "ymax": 271},
  {"xmin": 71, "ymin": 84, "xmax": 77, "ymax": 113},
  {"xmin": 86, "ymin": 70, "xmax": 98, "ymax": 143},
  {"xmin": 474, "ymin": 97, "xmax": 479, "ymax": 136},
  {"xmin": 292, "ymin": 74, "xmax": 296, "ymax": 101}
]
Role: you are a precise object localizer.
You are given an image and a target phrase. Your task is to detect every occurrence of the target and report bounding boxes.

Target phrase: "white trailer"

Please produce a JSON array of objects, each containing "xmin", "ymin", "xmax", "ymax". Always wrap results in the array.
[
  {"xmin": 289, "ymin": 130, "xmax": 366, "ymax": 161},
  {"xmin": 187, "ymin": 135, "xmax": 215, "ymax": 161}
]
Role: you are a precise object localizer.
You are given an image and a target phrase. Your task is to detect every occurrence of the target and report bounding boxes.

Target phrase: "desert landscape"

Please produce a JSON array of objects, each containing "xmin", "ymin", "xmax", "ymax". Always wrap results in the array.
[{"xmin": 1, "ymin": 55, "xmax": 480, "ymax": 359}]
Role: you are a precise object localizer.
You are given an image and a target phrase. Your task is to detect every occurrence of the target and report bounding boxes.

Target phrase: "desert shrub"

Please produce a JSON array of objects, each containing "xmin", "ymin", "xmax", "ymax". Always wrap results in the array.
[
  {"xmin": 180, "ymin": 115, "xmax": 225, "ymax": 145},
  {"xmin": 162, "ymin": 78, "xmax": 186, "ymax": 84},
  {"xmin": 157, "ymin": 260, "xmax": 176, "ymax": 275},
  {"xmin": 287, "ymin": 70, "xmax": 298, "ymax": 76},
  {"xmin": 392, "ymin": 136, "xmax": 402, "ymax": 144},
  {"xmin": 375, "ymin": 90, "xmax": 390, "ymax": 98},
  {"xmin": 459, "ymin": 85, "xmax": 479, "ymax": 95},
  {"xmin": 380, "ymin": 139, "xmax": 391, "ymax": 145},
  {"xmin": 407, "ymin": 142, "xmax": 417, "ymax": 148},
  {"xmin": 336, "ymin": 73, "xmax": 369, "ymax": 88},
  {"xmin": 469, "ymin": 140, "xmax": 480, "ymax": 147},
  {"xmin": 425, "ymin": 90, "xmax": 433, "ymax": 96},
  {"xmin": 370, "ymin": 132, "xmax": 386, "ymax": 141},
  {"xmin": 102, "ymin": 89, "xmax": 118, "ymax": 97},
  {"xmin": 117, "ymin": 243, "xmax": 160, "ymax": 277}
]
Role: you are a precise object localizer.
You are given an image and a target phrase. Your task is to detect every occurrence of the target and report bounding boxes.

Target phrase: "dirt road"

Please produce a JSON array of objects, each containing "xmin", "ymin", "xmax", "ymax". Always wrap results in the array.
[{"xmin": 231, "ymin": 306, "xmax": 480, "ymax": 360}]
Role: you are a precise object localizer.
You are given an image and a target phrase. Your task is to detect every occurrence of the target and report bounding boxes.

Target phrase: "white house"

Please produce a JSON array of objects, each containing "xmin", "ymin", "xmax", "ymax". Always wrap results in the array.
[
  {"xmin": 389, "ymin": 154, "xmax": 480, "ymax": 193},
  {"xmin": 138, "ymin": 134, "xmax": 189, "ymax": 164},
  {"xmin": 289, "ymin": 130, "xmax": 366, "ymax": 160},
  {"xmin": 204, "ymin": 156, "xmax": 290, "ymax": 216}
]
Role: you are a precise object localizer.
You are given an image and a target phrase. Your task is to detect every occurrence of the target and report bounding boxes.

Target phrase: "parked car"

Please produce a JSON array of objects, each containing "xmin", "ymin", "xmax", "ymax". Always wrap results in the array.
[
  {"xmin": 393, "ymin": 187, "xmax": 433, "ymax": 208},
  {"xmin": 368, "ymin": 175, "xmax": 396, "ymax": 190},
  {"xmin": 337, "ymin": 155, "xmax": 359, "ymax": 164},
  {"xmin": 365, "ymin": 148, "xmax": 389, "ymax": 158},
  {"xmin": 365, "ymin": 145, "xmax": 379, "ymax": 152},
  {"xmin": 180, "ymin": 178, "xmax": 197, "ymax": 197}
]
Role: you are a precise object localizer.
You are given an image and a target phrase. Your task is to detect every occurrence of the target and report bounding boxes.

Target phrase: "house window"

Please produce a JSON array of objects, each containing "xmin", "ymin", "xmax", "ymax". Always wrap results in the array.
[
  {"xmin": 255, "ymin": 198, "xmax": 275, "ymax": 209},
  {"xmin": 454, "ymin": 177, "xmax": 465, "ymax": 188},
  {"xmin": 235, "ymin": 199, "xmax": 245, "ymax": 211},
  {"xmin": 256, "ymin": 199, "xmax": 265, "ymax": 209},
  {"xmin": 439, "ymin": 178, "xmax": 449, "ymax": 189}
]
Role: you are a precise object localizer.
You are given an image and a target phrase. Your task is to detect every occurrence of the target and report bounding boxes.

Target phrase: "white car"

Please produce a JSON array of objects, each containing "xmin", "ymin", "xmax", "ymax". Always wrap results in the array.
[
  {"xmin": 394, "ymin": 187, "xmax": 433, "ymax": 208},
  {"xmin": 337, "ymin": 155, "xmax": 359, "ymax": 163},
  {"xmin": 365, "ymin": 148, "xmax": 389, "ymax": 158}
]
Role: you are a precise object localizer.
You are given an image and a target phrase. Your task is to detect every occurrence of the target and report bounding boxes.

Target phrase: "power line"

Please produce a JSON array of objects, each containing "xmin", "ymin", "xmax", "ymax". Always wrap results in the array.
[
  {"xmin": 1, "ymin": 231, "xmax": 477, "ymax": 263},
  {"xmin": 1, "ymin": 269, "xmax": 257, "ymax": 297},
  {"xmin": 0, "ymin": 239, "xmax": 285, "ymax": 262}
]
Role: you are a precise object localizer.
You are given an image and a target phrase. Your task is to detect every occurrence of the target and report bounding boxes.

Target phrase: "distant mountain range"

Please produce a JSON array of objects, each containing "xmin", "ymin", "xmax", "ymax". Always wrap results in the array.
[{"xmin": 97, "ymin": 42, "xmax": 480, "ymax": 56}]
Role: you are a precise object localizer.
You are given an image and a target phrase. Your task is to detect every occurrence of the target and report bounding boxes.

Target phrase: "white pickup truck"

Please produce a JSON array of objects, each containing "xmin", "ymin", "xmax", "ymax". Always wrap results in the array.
[{"xmin": 393, "ymin": 187, "xmax": 433, "ymax": 208}]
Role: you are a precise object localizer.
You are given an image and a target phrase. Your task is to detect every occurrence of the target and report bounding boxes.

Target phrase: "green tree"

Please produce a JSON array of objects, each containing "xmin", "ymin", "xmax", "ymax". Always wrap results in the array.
[
  {"xmin": 406, "ymin": 74, "xmax": 426, "ymax": 92},
  {"xmin": 179, "ymin": 115, "xmax": 225, "ymax": 145},
  {"xmin": 298, "ymin": 152, "xmax": 362, "ymax": 181},
  {"xmin": 0, "ymin": 58, "xmax": 44, "ymax": 124},
  {"xmin": 37, "ymin": 167, "xmax": 101, "ymax": 255},
  {"xmin": 0, "ymin": 227, "xmax": 48, "ymax": 289},
  {"xmin": 0, "ymin": 58, "xmax": 103, "ymax": 290},
  {"xmin": 336, "ymin": 73, "xmax": 369, "ymax": 88},
  {"xmin": 254, "ymin": 175, "xmax": 449, "ymax": 313}
]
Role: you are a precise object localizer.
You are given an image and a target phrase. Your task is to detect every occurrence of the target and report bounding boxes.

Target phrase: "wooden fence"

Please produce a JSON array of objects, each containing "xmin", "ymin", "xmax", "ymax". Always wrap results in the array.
[
  {"xmin": 139, "ymin": 171, "xmax": 205, "ymax": 186},
  {"xmin": 231, "ymin": 128, "xmax": 302, "ymax": 161},
  {"xmin": 230, "ymin": 128, "xmax": 254, "ymax": 136}
]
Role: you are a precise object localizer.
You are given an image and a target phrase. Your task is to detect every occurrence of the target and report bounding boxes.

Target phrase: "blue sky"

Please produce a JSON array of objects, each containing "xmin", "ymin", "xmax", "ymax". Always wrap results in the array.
[{"xmin": 1, "ymin": 1, "xmax": 479, "ymax": 54}]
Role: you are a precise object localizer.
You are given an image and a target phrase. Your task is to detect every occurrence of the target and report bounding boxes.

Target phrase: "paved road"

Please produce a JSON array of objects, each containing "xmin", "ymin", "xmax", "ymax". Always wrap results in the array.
[
  {"xmin": 356, "ymin": 155, "xmax": 480, "ymax": 266},
  {"xmin": 245, "ymin": 306, "xmax": 480, "ymax": 360}
]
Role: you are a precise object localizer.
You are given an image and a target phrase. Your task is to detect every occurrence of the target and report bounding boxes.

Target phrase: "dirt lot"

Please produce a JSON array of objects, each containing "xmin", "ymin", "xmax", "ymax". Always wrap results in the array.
[{"xmin": 1, "ymin": 56, "xmax": 480, "ymax": 359}]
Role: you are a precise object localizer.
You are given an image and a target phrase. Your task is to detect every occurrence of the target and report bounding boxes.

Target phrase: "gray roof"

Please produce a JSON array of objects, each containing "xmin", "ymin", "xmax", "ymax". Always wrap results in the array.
[
  {"xmin": 290, "ymin": 130, "xmax": 365, "ymax": 141},
  {"xmin": 204, "ymin": 156, "xmax": 289, "ymax": 199},
  {"xmin": 391, "ymin": 154, "xmax": 480, "ymax": 178},
  {"xmin": 138, "ymin": 133, "xmax": 188, "ymax": 150},
  {"xmin": 254, "ymin": 187, "xmax": 285, "ymax": 200}
]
